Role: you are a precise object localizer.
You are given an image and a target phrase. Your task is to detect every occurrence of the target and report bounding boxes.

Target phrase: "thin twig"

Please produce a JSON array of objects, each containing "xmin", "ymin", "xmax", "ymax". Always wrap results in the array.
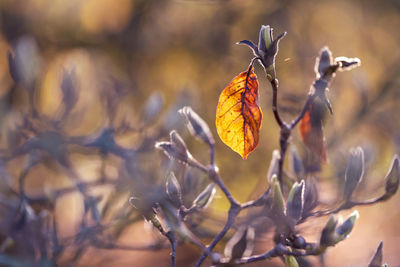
[
  {"xmin": 195, "ymin": 205, "xmax": 240, "ymax": 267},
  {"xmin": 166, "ymin": 231, "xmax": 177, "ymax": 267},
  {"xmin": 269, "ymin": 78, "xmax": 284, "ymax": 128}
]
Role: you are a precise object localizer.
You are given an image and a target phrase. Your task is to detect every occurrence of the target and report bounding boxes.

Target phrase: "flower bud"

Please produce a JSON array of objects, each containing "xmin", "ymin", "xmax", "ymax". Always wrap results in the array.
[
  {"xmin": 290, "ymin": 146, "xmax": 304, "ymax": 178},
  {"xmin": 9, "ymin": 36, "xmax": 42, "ymax": 90},
  {"xmin": 315, "ymin": 47, "xmax": 333, "ymax": 79},
  {"xmin": 336, "ymin": 210, "xmax": 359, "ymax": 240},
  {"xmin": 237, "ymin": 25, "xmax": 286, "ymax": 80},
  {"xmin": 267, "ymin": 149, "xmax": 280, "ymax": 181},
  {"xmin": 344, "ymin": 147, "xmax": 365, "ymax": 201},
  {"xmin": 193, "ymin": 183, "xmax": 216, "ymax": 209},
  {"xmin": 141, "ymin": 91, "xmax": 164, "ymax": 124},
  {"xmin": 258, "ymin": 25, "xmax": 271, "ymax": 57},
  {"xmin": 286, "ymin": 180, "xmax": 305, "ymax": 223},
  {"xmin": 269, "ymin": 175, "xmax": 286, "ymax": 218},
  {"xmin": 155, "ymin": 130, "xmax": 192, "ymax": 164},
  {"xmin": 178, "ymin": 106, "xmax": 214, "ymax": 146},
  {"xmin": 166, "ymin": 172, "xmax": 183, "ymax": 208},
  {"xmin": 368, "ymin": 241, "xmax": 383, "ymax": 267},
  {"xmin": 303, "ymin": 178, "xmax": 319, "ymax": 216},
  {"xmin": 258, "ymin": 25, "xmax": 286, "ymax": 68},
  {"xmin": 320, "ymin": 215, "xmax": 338, "ymax": 247}
]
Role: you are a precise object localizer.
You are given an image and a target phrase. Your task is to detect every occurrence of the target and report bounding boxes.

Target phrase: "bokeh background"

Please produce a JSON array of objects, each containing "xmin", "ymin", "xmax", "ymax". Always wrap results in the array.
[{"xmin": 0, "ymin": 0, "xmax": 399, "ymax": 266}]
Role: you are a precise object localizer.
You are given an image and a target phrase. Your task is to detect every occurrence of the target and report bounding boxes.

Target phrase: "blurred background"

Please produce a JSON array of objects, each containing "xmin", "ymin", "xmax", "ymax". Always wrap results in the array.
[{"xmin": 0, "ymin": 0, "xmax": 399, "ymax": 266}]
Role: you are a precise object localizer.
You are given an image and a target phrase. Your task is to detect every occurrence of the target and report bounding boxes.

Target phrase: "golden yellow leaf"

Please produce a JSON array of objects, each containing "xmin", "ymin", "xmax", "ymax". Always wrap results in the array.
[{"xmin": 216, "ymin": 67, "xmax": 262, "ymax": 159}]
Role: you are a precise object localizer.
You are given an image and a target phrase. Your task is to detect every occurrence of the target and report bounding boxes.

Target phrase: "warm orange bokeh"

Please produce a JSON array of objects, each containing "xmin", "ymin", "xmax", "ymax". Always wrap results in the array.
[{"xmin": 0, "ymin": 0, "xmax": 399, "ymax": 266}]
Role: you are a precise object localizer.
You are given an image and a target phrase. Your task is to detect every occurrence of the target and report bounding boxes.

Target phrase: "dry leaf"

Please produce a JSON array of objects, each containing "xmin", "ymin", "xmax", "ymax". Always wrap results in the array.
[{"xmin": 299, "ymin": 100, "xmax": 327, "ymax": 163}]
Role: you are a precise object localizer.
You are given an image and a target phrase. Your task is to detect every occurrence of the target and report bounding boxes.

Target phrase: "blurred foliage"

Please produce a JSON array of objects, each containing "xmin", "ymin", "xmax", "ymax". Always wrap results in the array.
[{"xmin": 0, "ymin": 0, "xmax": 399, "ymax": 266}]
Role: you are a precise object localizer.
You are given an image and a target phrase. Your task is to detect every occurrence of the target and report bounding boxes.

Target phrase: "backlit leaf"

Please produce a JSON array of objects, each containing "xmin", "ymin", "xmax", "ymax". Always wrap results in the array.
[
  {"xmin": 299, "ymin": 99, "xmax": 327, "ymax": 163},
  {"xmin": 216, "ymin": 67, "xmax": 262, "ymax": 159}
]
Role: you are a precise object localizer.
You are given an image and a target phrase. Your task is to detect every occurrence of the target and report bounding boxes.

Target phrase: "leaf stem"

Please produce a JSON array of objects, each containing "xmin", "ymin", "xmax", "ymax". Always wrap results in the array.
[
  {"xmin": 270, "ymin": 78, "xmax": 284, "ymax": 128},
  {"xmin": 289, "ymin": 93, "xmax": 316, "ymax": 130}
]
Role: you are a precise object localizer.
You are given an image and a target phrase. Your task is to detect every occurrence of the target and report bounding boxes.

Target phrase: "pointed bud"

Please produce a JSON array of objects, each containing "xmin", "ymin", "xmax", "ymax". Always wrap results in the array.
[
  {"xmin": 344, "ymin": 147, "xmax": 365, "ymax": 201},
  {"xmin": 237, "ymin": 25, "xmax": 286, "ymax": 80},
  {"xmin": 170, "ymin": 130, "xmax": 188, "ymax": 156},
  {"xmin": 155, "ymin": 130, "xmax": 192, "ymax": 164},
  {"xmin": 270, "ymin": 175, "xmax": 286, "ymax": 218},
  {"xmin": 315, "ymin": 47, "xmax": 333, "ymax": 79},
  {"xmin": 166, "ymin": 172, "xmax": 183, "ymax": 208},
  {"xmin": 141, "ymin": 91, "xmax": 164, "ymax": 123},
  {"xmin": 193, "ymin": 183, "xmax": 216, "ymax": 209},
  {"xmin": 320, "ymin": 215, "xmax": 338, "ymax": 247},
  {"xmin": 382, "ymin": 155, "xmax": 400, "ymax": 199},
  {"xmin": 129, "ymin": 196, "xmax": 160, "ymax": 229},
  {"xmin": 336, "ymin": 210, "xmax": 359, "ymax": 240},
  {"xmin": 258, "ymin": 25, "xmax": 271, "ymax": 56},
  {"xmin": 178, "ymin": 106, "xmax": 214, "ymax": 146},
  {"xmin": 10, "ymin": 36, "xmax": 42, "ymax": 90},
  {"xmin": 286, "ymin": 180, "xmax": 305, "ymax": 223},
  {"xmin": 368, "ymin": 241, "xmax": 383, "ymax": 267},
  {"xmin": 258, "ymin": 25, "xmax": 286, "ymax": 69},
  {"xmin": 267, "ymin": 149, "xmax": 280, "ymax": 181},
  {"xmin": 290, "ymin": 146, "xmax": 304, "ymax": 178},
  {"xmin": 224, "ymin": 226, "xmax": 255, "ymax": 260}
]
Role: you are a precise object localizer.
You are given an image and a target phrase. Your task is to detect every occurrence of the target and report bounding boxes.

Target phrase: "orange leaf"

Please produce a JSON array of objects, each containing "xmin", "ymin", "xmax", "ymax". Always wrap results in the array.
[
  {"xmin": 216, "ymin": 67, "xmax": 262, "ymax": 159},
  {"xmin": 299, "ymin": 100, "xmax": 327, "ymax": 163}
]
